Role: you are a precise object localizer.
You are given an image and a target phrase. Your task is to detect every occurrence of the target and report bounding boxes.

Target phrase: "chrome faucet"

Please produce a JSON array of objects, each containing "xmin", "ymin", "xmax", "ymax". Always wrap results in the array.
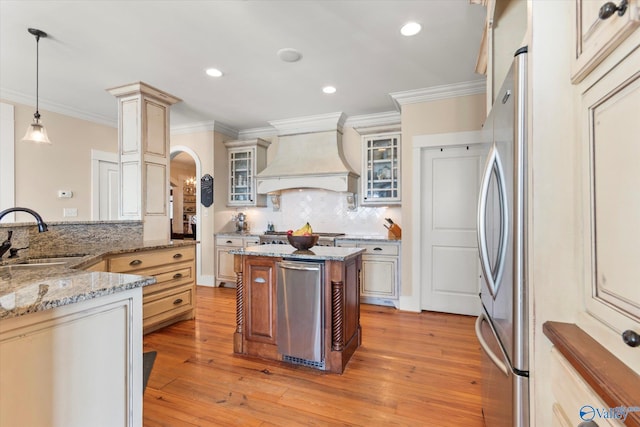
[{"xmin": 0, "ymin": 207, "xmax": 48, "ymax": 258}]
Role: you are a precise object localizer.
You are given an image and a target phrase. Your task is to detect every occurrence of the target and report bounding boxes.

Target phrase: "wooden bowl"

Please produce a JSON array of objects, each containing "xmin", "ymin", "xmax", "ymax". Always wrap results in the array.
[{"xmin": 287, "ymin": 234, "xmax": 319, "ymax": 250}]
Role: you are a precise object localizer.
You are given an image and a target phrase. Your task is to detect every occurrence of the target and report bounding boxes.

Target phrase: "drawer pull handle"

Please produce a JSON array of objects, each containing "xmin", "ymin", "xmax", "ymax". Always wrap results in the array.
[
  {"xmin": 173, "ymin": 253, "xmax": 183, "ymax": 259},
  {"xmin": 226, "ymin": 240, "xmax": 233, "ymax": 244},
  {"xmin": 254, "ymin": 277, "xmax": 266, "ymax": 284},
  {"xmin": 173, "ymin": 273, "xmax": 183, "ymax": 279},
  {"xmin": 599, "ymin": 0, "xmax": 628, "ymax": 20},
  {"xmin": 622, "ymin": 329, "xmax": 640, "ymax": 348},
  {"xmin": 373, "ymin": 247, "xmax": 383, "ymax": 251},
  {"xmin": 129, "ymin": 259, "xmax": 142, "ymax": 266},
  {"xmin": 173, "ymin": 298, "xmax": 183, "ymax": 305}
]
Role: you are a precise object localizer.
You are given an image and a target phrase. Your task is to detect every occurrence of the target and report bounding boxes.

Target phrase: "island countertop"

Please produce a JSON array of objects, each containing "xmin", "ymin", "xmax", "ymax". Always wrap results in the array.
[
  {"xmin": 229, "ymin": 244, "xmax": 365, "ymax": 261},
  {"xmin": 0, "ymin": 239, "xmax": 197, "ymax": 320}
]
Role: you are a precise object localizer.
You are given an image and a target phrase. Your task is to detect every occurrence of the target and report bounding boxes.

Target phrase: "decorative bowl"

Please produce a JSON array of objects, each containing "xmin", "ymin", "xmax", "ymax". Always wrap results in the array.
[{"xmin": 287, "ymin": 234, "xmax": 319, "ymax": 250}]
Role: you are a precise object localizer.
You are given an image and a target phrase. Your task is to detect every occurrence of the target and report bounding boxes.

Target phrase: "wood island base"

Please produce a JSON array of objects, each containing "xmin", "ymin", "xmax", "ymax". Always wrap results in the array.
[{"xmin": 232, "ymin": 249, "xmax": 363, "ymax": 374}]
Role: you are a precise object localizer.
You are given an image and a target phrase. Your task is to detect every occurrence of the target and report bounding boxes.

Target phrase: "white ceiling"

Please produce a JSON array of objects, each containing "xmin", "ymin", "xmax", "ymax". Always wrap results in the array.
[{"xmin": 0, "ymin": 1, "xmax": 487, "ymax": 134}]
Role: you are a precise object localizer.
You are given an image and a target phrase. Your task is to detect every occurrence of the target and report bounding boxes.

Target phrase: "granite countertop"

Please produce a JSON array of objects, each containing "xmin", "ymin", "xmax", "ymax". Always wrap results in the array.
[
  {"xmin": 0, "ymin": 239, "xmax": 197, "ymax": 320},
  {"xmin": 229, "ymin": 245, "xmax": 365, "ymax": 261}
]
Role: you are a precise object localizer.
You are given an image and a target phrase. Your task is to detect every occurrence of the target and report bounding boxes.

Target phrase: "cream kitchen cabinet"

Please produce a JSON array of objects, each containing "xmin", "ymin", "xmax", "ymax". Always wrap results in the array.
[
  {"xmin": 571, "ymin": 0, "xmax": 640, "ymax": 83},
  {"xmin": 106, "ymin": 245, "xmax": 197, "ymax": 334},
  {"xmin": 579, "ymin": 34, "xmax": 640, "ymax": 360},
  {"xmin": 224, "ymin": 138, "xmax": 270, "ymax": 207},
  {"xmin": 550, "ymin": 348, "xmax": 624, "ymax": 427},
  {"xmin": 0, "ymin": 288, "xmax": 143, "ymax": 427},
  {"xmin": 361, "ymin": 132, "xmax": 401, "ymax": 205},
  {"xmin": 215, "ymin": 234, "xmax": 260, "ymax": 287},
  {"xmin": 336, "ymin": 239, "xmax": 400, "ymax": 306}
]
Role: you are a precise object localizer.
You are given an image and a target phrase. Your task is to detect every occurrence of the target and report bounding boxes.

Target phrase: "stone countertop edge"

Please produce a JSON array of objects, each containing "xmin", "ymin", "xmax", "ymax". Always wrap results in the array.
[
  {"xmin": 0, "ymin": 239, "xmax": 197, "ymax": 320},
  {"xmin": 0, "ymin": 219, "xmax": 143, "ymax": 228},
  {"xmin": 229, "ymin": 245, "xmax": 366, "ymax": 261},
  {"xmin": 337, "ymin": 235, "xmax": 401, "ymax": 242},
  {"xmin": 215, "ymin": 232, "xmax": 401, "ymax": 242}
]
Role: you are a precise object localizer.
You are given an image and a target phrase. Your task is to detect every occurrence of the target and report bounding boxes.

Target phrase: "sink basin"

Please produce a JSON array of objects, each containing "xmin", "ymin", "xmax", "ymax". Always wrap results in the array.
[
  {"xmin": 0, "ymin": 256, "xmax": 85, "ymax": 272},
  {"xmin": 23, "ymin": 256, "xmax": 85, "ymax": 265}
]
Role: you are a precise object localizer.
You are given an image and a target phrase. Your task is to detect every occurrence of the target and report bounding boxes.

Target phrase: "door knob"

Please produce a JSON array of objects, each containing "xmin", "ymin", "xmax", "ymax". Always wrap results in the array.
[{"xmin": 599, "ymin": 0, "xmax": 628, "ymax": 19}]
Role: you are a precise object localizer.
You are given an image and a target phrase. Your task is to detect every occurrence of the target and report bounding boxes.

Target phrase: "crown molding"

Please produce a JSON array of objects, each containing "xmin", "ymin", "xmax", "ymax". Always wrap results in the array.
[
  {"xmin": 170, "ymin": 120, "xmax": 239, "ymax": 139},
  {"xmin": 237, "ymin": 126, "xmax": 278, "ymax": 140},
  {"xmin": 343, "ymin": 111, "xmax": 400, "ymax": 130},
  {"xmin": 268, "ymin": 111, "xmax": 346, "ymax": 135},
  {"xmin": 389, "ymin": 79, "xmax": 486, "ymax": 110},
  {"xmin": 1, "ymin": 88, "xmax": 117, "ymax": 128}
]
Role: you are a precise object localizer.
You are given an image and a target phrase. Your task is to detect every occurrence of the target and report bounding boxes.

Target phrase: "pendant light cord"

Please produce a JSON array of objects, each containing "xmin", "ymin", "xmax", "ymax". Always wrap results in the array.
[{"xmin": 35, "ymin": 33, "xmax": 40, "ymax": 120}]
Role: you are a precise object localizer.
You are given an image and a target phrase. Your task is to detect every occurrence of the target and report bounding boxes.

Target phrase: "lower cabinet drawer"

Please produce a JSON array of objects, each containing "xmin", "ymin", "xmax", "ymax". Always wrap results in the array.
[
  {"xmin": 109, "ymin": 247, "xmax": 195, "ymax": 273},
  {"xmin": 144, "ymin": 286, "xmax": 193, "ymax": 320},
  {"xmin": 359, "ymin": 243, "xmax": 399, "ymax": 256}
]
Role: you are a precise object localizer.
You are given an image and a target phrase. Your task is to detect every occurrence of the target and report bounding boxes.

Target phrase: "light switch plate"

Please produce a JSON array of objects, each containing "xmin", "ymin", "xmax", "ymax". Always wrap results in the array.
[{"xmin": 58, "ymin": 190, "xmax": 73, "ymax": 198}]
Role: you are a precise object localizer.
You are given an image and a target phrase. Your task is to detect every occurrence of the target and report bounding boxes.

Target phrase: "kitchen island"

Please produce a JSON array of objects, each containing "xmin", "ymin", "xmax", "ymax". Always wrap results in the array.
[{"xmin": 230, "ymin": 245, "xmax": 365, "ymax": 374}]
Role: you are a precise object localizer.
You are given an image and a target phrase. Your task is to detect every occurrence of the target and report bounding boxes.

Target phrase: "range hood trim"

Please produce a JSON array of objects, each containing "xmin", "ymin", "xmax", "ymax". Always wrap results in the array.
[{"xmin": 257, "ymin": 171, "xmax": 359, "ymax": 194}]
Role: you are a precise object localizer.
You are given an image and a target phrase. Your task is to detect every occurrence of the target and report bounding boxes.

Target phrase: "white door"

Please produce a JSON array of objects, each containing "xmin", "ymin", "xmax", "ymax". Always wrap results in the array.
[
  {"xmin": 91, "ymin": 151, "xmax": 119, "ymax": 220},
  {"xmin": 420, "ymin": 145, "xmax": 485, "ymax": 315}
]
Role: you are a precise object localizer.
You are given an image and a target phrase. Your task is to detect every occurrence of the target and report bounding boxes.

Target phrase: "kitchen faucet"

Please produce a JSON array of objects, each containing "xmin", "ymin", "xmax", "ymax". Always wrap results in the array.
[{"xmin": 0, "ymin": 207, "xmax": 48, "ymax": 258}]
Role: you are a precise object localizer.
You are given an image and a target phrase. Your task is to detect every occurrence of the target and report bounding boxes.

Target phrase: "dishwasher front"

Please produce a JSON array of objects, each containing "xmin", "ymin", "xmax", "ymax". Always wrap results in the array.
[{"xmin": 276, "ymin": 260, "xmax": 324, "ymax": 368}]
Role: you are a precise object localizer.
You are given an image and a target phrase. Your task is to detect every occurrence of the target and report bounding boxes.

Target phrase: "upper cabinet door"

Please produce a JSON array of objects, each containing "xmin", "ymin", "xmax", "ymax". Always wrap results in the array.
[
  {"xmin": 224, "ymin": 138, "xmax": 270, "ymax": 207},
  {"xmin": 571, "ymin": 0, "xmax": 640, "ymax": 83},
  {"xmin": 361, "ymin": 133, "xmax": 401, "ymax": 206}
]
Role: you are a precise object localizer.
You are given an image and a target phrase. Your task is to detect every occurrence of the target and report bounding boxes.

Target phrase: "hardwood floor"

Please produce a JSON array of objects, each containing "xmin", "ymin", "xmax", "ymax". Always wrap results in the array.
[{"xmin": 143, "ymin": 286, "xmax": 483, "ymax": 426}]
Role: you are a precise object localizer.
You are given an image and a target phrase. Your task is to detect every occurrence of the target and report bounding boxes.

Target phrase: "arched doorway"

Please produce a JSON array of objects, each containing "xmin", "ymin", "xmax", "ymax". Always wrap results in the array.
[
  {"xmin": 170, "ymin": 151, "xmax": 197, "ymax": 240},
  {"xmin": 170, "ymin": 146, "xmax": 203, "ymax": 285}
]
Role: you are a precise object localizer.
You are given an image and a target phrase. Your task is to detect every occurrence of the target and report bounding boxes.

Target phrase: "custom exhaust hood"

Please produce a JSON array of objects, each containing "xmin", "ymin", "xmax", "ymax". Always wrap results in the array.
[{"xmin": 256, "ymin": 113, "xmax": 359, "ymax": 194}]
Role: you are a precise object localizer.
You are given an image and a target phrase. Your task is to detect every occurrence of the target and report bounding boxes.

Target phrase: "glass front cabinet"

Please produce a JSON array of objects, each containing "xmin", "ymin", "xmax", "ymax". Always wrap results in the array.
[
  {"xmin": 224, "ymin": 138, "xmax": 270, "ymax": 207},
  {"xmin": 361, "ymin": 132, "xmax": 401, "ymax": 205}
]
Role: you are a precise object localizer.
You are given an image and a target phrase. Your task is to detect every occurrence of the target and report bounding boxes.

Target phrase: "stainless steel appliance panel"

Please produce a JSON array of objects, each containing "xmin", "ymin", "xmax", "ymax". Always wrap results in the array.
[
  {"xmin": 276, "ymin": 260, "xmax": 324, "ymax": 363},
  {"xmin": 476, "ymin": 46, "xmax": 528, "ymax": 427}
]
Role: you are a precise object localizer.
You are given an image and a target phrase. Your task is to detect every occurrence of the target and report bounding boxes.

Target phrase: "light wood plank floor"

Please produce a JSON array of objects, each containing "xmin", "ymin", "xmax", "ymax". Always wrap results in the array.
[{"xmin": 143, "ymin": 286, "xmax": 483, "ymax": 426}]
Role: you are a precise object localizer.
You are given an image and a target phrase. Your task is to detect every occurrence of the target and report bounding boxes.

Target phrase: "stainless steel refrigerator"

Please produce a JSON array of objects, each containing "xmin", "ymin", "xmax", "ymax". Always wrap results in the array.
[{"xmin": 475, "ymin": 46, "xmax": 529, "ymax": 427}]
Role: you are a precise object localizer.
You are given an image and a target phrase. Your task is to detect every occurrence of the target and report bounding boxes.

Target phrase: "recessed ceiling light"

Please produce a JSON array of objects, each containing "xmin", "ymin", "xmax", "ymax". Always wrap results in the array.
[
  {"xmin": 322, "ymin": 86, "xmax": 336, "ymax": 94},
  {"xmin": 206, "ymin": 68, "xmax": 223, "ymax": 77},
  {"xmin": 277, "ymin": 48, "xmax": 303, "ymax": 63},
  {"xmin": 400, "ymin": 22, "xmax": 422, "ymax": 36}
]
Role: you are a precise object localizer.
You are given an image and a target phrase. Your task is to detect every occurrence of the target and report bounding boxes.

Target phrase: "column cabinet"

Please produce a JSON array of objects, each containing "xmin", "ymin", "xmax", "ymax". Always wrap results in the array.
[
  {"xmin": 361, "ymin": 133, "xmax": 401, "ymax": 205},
  {"xmin": 224, "ymin": 138, "xmax": 270, "ymax": 207}
]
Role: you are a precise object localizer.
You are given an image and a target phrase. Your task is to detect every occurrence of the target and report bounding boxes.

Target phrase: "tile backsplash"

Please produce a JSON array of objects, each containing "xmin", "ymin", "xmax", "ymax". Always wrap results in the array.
[{"xmin": 236, "ymin": 189, "xmax": 401, "ymax": 236}]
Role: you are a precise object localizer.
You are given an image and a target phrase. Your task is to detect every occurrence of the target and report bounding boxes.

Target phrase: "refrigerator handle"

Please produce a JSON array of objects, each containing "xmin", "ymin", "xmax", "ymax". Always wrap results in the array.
[
  {"xmin": 477, "ymin": 146, "xmax": 509, "ymax": 298},
  {"xmin": 475, "ymin": 313, "xmax": 510, "ymax": 376}
]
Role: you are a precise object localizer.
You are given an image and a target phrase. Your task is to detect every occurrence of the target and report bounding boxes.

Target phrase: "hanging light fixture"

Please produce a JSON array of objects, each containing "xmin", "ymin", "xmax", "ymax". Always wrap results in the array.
[{"xmin": 22, "ymin": 28, "xmax": 52, "ymax": 144}]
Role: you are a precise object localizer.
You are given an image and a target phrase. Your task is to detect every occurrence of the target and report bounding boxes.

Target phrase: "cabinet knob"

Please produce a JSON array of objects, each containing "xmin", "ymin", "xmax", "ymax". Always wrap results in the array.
[
  {"xmin": 173, "ymin": 298, "xmax": 183, "ymax": 305},
  {"xmin": 173, "ymin": 253, "xmax": 183, "ymax": 259},
  {"xmin": 622, "ymin": 329, "xmax": 640, "ymax": 348},
  {"xmin": 599, "ymin": 0, "xmax": 628, "ymax": 19},
  {"xmin": 129, "ymin": 259, "xmax": 142, "ymax": 266}
]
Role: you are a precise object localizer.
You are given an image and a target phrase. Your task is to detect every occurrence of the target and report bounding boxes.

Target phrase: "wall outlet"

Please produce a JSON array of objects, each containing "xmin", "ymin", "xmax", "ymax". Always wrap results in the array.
[
  {"xmin": 63, "ymin": 208, "xmax": 78, "ymax": 217},
  {"xmin": 58, "ymin": 190, "xmax": 73, "ymax": 198}
]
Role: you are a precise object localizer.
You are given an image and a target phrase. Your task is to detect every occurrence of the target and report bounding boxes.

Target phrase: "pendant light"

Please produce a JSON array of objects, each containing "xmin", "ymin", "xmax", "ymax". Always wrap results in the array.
[{"xmin": 22, "ymin": 28, "xmax": 51, "ymax": 144}]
